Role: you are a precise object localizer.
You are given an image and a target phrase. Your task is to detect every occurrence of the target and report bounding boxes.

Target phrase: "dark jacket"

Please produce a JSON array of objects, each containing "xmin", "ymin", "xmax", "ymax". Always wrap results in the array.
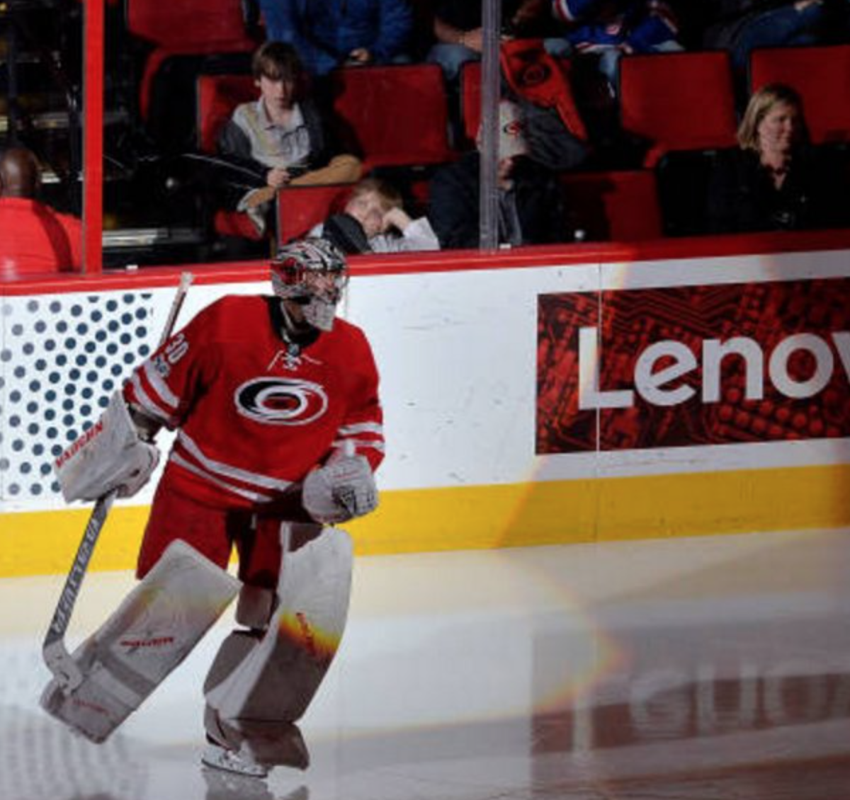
[
  {"xmin": 212, "ymin": 97, "xmax": 345, "ymax": 210},
  {"xmin": 428, "ymin": 152, "xmax": 570, "ymax": 249},
  {"xmin": 259, "ymin": 0, "xmax": 413, "ymax": 75},
  {"xmin": 217, "ymin": 97, "xmax": 339, "ymax": 181},
  {"xmin": 706, "ymin": 145, "xmax": 847, "ymax": 234}
]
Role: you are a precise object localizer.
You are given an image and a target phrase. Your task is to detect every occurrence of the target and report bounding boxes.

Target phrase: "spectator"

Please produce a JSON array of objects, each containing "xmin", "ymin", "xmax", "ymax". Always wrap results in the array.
[
  {"xmin": 0, "ymin": 146, "xmax": 81, "ymax": 279},
  {"xmin": 545, "ymin": 1, "xmax": 683, "ymax": 90},
  {"xmin": 309, "ymin": 178, "xmax": 440, "ymax": 254},
  {"xmin": 310, "ymin": 177, "xmax": 440, "ymax": 253},
  {"xmin": 427, "ymin": 0, "xmax": 553, "ymax": 83},
  {"xmin": 706, "ymin": 82, "xmax": 847, "ymax": 233},
  {"xmin": 699, "ymin": 2, "xmax": 827, "ymax": 75},
  {"xmin": 216, "ymin": 41, "xmax": 362, "ymax": 235},
  {"xmin": 428, "ymin": 100, "xmax": 570, "ymax": 248},
  {"xmin": 257, "ymin": 0, "xmax": 414, "ymax": 77}
]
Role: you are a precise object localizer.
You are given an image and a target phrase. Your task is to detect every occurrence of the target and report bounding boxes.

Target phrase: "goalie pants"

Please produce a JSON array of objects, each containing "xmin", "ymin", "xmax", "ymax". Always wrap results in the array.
[{"xmin": 137, "ymin": 463, "xmax": 317, "ymax": 588}]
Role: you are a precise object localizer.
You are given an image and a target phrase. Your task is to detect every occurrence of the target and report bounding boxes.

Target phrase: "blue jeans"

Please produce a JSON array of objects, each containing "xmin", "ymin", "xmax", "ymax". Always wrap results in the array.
[
  {"xmin": 426, "ymin": 43, "xmax": 480, "ymax": 83},
  {"xmin": 728, "ymin": 3, "xmax": 826, "ymax": 71}
]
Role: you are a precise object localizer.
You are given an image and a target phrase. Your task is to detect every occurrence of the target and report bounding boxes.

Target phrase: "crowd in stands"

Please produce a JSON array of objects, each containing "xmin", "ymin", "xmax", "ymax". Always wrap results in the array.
[{"xmin": 3, "ymin": 0, "xmax": 850, "ymax": 276}]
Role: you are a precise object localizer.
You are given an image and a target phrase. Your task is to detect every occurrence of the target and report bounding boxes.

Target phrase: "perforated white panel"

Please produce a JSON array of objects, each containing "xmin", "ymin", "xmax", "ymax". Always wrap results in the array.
[{"xmin": 0, "ymin": 293, "xmax": 156, "ymax": 501}]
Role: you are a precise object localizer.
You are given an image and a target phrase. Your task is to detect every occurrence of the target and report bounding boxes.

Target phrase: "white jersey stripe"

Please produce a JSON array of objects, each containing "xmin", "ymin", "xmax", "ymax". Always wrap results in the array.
[
  {"xmin": 338, "ymin": 421, "xmax": 383, "ymax": 437},
  {"xmin": 170, "ymin": 453, "xmax": 272, "ymax": 504},
  {"xmin": 144, "ymin": 360, "xmax": 180, "ymax": 409},
  {"xmin": 552, "ymin": 0, "xmax": 577, "ymax": 22},
  {"xmin": 333, "ymin": 438, "xmax": 385, "ymax": 454},
  {"xmin": 178, "ymin": 431, "xmax": 295, "ymax": 492},
  {"xmin": 130, "ymin": 372, "xmax": 172, "ymax": 424}
]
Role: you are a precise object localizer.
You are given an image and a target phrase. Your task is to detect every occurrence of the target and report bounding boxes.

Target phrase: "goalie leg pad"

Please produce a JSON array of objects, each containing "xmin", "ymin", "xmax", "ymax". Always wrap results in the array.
[
  {"xmin": 204, "ymin": 524, "xmax": 353, "ymax": 746},
  {"xmin": 40, "ymin": 539, "xmax": 240, "ymax": 743}
]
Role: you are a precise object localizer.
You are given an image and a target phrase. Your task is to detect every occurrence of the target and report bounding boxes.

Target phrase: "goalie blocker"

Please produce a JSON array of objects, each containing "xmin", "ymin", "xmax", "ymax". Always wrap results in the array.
[{"xmin": 54, "ymin": 390, "xmax": 160, "ymax": 503}]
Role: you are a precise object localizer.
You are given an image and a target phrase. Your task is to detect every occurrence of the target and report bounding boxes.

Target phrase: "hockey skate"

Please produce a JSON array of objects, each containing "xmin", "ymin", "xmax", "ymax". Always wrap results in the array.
[
  {"xmin": 202, "ymin": 706, "xmax": 310, "ymax": 778},
  {"xmin": 202, "ymin": 739, "xmax": 269, "ymax": 778}
]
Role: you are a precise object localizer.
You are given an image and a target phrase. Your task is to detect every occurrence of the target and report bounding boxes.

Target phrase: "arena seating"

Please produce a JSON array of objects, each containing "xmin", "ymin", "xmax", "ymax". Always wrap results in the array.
[
  {"xmin": 460, "ymin": 62, "xmax": 483, "ymax": 147},
  {"xmin": 273, "ymin": 169, "xmax": 662, "ymax": 247},
  {"xmin": 126, "ymin": 0, "xmax": 259, "ymax": 121},
  {"xmin": 212, "ymin": 208, "xmax": 266, "ymax": 241},
  {"xmin": 328, "ymin": 63, "xmax": 455, "ymax": 170},
  {"xmin": 618, "ymin": 51, "xmax": 738, "ymax": 167},
  {"xmin": 195, "ymin": 74, "xmax": 256, "ymax": 154},
  {"xmin": 275, "ymin": 184, "xmax": 354, "ymax": 245},
  {"xmin": 193, "ymin": 73, "xmax": 263, "ymax": 241},
  {"xmin": 749, "ymin": 44, "xmax": 850, "ymax": 145},
  {"xmin": 560, "ymin": 169, "xmax": 662, "ymax": 242},
  {"xmin": 186, "ymin": 39, "xmax": 850, "ymax": 249},
  {"xmin": 196, "ymin": 64, "xmax": 457, "ymax": 244},
  {"xmin": 197, "ymin": 64, "xmax": 456, "ymax": 168}
]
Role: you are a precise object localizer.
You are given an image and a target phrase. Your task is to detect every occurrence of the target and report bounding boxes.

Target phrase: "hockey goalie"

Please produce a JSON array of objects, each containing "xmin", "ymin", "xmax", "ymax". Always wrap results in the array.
[{"xmin": 41, "ymin": 239, "xmax": 384, "ymax": 778}]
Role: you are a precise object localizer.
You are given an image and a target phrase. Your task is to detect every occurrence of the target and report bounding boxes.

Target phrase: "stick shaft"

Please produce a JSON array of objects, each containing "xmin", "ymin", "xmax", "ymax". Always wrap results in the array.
[
  {"xmin": 43, "ymin": 273, "xmax": 193, "ymax": 690},
  {"xmin": 43, "ymin": 490, "xmax": 117, "ymax": 687}
]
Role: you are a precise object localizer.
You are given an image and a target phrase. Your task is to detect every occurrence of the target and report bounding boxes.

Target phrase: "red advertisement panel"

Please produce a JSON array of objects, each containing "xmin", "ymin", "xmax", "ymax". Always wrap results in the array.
[{"xmin": 537, "ymin": 278, "xmax": 850, "ymax": 454}]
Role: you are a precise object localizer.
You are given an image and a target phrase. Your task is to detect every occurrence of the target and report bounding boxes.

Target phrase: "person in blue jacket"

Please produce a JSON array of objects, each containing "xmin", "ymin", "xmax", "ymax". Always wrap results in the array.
[{"xmin": 258, "ymin": 0, "xmax": 414, "ymax": 76}]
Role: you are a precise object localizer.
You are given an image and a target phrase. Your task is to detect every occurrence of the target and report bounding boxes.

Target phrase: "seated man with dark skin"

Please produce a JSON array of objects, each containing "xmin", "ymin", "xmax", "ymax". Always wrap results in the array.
[{"xmin": 0, "ymin": 146, "xmax": 82, "ymax": 279}]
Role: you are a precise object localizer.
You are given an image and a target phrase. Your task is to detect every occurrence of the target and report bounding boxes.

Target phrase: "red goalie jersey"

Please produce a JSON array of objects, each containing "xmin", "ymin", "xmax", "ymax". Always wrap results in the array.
[{"xmin": 124, "ymin": 294, "xmax": 384, "ymax": 510}]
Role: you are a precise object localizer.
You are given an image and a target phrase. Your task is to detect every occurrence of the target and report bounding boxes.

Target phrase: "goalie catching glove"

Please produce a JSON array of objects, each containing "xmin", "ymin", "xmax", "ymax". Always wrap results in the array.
[
  {"xmin": 302, "ymin": 447, "xmax": 378, "ymax": 524},
  {"xmin": 55, "ymin": 390, "xmax": 160, "ymax": 503}
]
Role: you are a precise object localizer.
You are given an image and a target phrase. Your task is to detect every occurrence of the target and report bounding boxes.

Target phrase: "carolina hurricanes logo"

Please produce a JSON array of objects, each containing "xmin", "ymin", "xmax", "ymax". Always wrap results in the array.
[{"xmin": 235, "ymin": 377, "xmax": 329, "ymax": 425}]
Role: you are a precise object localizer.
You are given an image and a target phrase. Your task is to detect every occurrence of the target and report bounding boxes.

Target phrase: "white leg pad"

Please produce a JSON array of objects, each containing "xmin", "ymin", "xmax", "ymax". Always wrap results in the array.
[
  {"xmin": 205, "ymin": 526, "xmax": 353, "ymax": 734},
  {"xmin": 40, "ymin": 539, "xmax": 240, "ymax": 743}
]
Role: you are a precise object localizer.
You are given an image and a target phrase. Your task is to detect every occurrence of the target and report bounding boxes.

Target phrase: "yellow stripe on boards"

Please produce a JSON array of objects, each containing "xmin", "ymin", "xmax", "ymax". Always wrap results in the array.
[
  {"xmin": 353, "ymin": 463, "xmax": 850, "ymax": 553},
  {"xmin": 1, "ymin": 464, "xmax": 849, "ymax": 577},
  {"xmin": 0, "ymin": 505, "xmax": 151, "ymax": 578}
]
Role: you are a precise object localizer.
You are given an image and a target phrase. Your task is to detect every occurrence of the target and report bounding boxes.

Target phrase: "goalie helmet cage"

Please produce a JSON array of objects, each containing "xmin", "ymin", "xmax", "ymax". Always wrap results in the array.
[{"xmin": 42, "ymin": 271, "xmax": 194, "ymax": 692}]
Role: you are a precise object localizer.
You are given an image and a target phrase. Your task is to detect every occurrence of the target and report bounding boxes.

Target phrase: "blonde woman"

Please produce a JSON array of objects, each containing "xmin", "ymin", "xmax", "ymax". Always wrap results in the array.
[{"xmin": 707, "ymin": 82, "xmax": 845, "ymax": 233}]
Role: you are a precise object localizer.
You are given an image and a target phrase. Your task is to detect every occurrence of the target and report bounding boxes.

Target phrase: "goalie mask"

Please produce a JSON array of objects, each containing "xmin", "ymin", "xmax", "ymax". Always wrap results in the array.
[{"xmin": 271, "ymin": 239, "xmax": 348, "ymax": 332}]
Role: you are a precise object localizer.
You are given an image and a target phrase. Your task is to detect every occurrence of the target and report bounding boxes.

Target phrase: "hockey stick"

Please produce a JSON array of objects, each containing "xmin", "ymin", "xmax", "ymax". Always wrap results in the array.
[{"xmin": 43, "ymin": 271, "xmax": 194, "ymax": 692}]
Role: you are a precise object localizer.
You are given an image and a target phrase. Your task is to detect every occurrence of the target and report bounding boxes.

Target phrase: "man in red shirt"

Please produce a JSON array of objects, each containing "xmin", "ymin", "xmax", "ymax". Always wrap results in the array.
[{"xmin": 0, "ymin": 146, "xmax": 82, "ymax": 279}]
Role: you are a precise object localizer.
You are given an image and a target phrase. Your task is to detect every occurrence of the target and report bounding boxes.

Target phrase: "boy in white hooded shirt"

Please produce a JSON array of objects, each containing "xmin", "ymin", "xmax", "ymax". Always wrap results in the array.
[{"xmin": 310, "ymin": 177, "xmax": 440, "ymax": 253}]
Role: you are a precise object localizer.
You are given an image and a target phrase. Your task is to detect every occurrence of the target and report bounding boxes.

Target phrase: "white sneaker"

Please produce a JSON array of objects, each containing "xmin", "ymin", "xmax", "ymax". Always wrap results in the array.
[{"xmin": 201, "ymin": 741, "xmax": 268, "ymax": 778}]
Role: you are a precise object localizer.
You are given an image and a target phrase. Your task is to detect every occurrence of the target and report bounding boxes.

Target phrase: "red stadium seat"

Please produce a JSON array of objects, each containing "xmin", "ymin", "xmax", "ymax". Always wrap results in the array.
[
  {"xmin": 126, "ymin": 0, "xmax": 259, "ymax": 120},
  {"xmin": 749, "ymin": 44, "xmax": 850, "ymax": 145},
  {"xmin": 196, "ymin": 74, "xmax": 256, "ymax": 154},
  {"xmin": 276, "ymin": 184, "xmax": 354, "ymax": 244},
  {"xmin": 194, "ymin": 74, "xmax": 262, "ymax": 240},
  {"xmin": 560, "ymin": 170, "xmax": 662, "ymax": 242},
  {"xmin": 618, "ymin": 51, "xmax": 738, "ymax": 167},
  {"xmin": 213, "ymin": 208, "xmax": 265, "ymax": 241},
  {"xmin": 460, "ymin": 61, "xmax": 482, "ymax": 147},
  {"xmin": 329, "ymin": 64, "xmax": 455, "ymax": 170}
]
